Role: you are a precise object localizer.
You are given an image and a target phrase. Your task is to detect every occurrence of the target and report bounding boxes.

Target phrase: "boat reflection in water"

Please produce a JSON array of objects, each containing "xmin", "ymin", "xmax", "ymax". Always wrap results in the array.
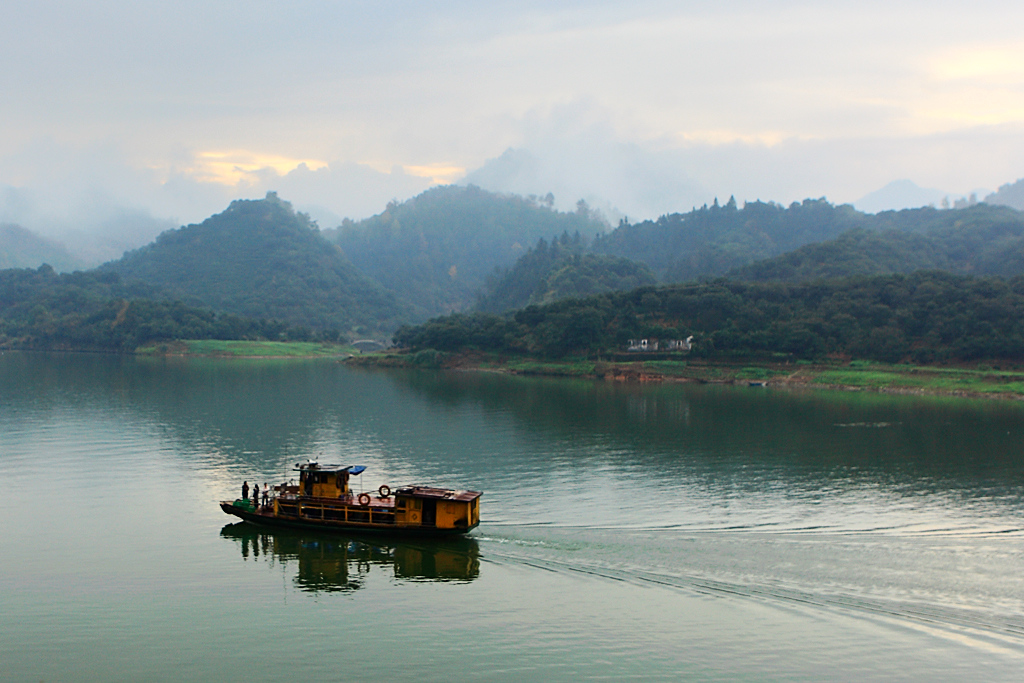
[{"xmin": 220, "ymin": 523, "xmax": 480, "ymax": 592}]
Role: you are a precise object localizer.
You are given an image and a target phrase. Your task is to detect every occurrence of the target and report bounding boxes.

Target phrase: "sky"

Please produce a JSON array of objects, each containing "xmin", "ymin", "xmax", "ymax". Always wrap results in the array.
[{"xmin": 3, "ymin": 1, "xmax": 1024, "ymax": 257}]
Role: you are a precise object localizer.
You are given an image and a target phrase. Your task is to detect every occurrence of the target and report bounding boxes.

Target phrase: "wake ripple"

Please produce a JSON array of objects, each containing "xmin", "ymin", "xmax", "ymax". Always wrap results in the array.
[{"xmin": 480, "ymin": 543, "xmax": 1024, "ymax": 656}]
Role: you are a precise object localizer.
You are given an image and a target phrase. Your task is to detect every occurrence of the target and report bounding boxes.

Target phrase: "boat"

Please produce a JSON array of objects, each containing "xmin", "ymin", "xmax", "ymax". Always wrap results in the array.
[{"xmin": 220, "ymin": 462, "xmax": 481, "ymax": 535}]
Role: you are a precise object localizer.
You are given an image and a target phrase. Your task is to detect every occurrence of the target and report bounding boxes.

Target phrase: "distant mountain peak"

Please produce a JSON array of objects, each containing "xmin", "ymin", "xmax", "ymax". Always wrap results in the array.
[
  {"xmin": 0, "ymin": 222, "xmax": 81, "ymax": 272},
  {"xmin": 853, "ymin": 180, "xmax": 948, "ymax": 214}
]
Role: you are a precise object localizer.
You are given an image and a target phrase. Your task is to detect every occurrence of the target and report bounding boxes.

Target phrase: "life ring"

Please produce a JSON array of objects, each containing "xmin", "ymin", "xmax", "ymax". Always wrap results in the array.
[
  {"xmin": 358, "ymin": 493, "xmax": 371, "ymax": 506},
  {"xmin": 378, "ymin": 485, "xmax": 391, "ymax": 498}
]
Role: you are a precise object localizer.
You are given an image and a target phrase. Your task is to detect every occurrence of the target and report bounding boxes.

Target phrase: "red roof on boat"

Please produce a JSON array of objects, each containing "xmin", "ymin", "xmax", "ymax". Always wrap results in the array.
[{"xmin": 395, "ymin": 486, "xmax": 481, "ymax": 502}]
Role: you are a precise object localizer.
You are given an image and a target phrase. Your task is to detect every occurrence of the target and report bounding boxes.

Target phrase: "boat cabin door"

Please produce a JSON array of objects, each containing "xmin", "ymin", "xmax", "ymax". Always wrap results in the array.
[{"xmin": 421, "ymin": 499, "xmax": 437, "ymax": 527}]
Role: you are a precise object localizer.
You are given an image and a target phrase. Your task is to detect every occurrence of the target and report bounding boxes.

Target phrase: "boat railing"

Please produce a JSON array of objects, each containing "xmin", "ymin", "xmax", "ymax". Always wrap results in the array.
[{"xmin": 275, "ymin": 496, "xmax": 397, "ymax": 526}]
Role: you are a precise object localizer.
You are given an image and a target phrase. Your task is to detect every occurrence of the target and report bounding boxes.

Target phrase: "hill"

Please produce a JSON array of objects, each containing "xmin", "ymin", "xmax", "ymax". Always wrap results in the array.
[
  {"xmin": 985, "ymin": 178, "xmax": 1024, "ymax": 211},
  {"xmin": 591, "ymin": 198, "xmax": 868, "ymax": 281},
  {"xmin": 730, "ymin": 204, "xmax": 1024, "ymax": 281},
  {"xmin": 1, "ymin": 223, "xmax": 81, "ymax": 272},
  {"xmin": 104, "ymin": 193, "xmax": 409, "ymax": 336},
  {"xmin": 591, "ymin": 199, "xmax": 1024, "ymax": 285},
  {"xmin": 476, "ymin": 232, "xmax": 657, "ymax": 313},
  {"xmin": 325, "ymin": 185, "xmax": 608, "ymax": 319},
  {"xmin": 0, "ymin": 265, "xmax": 295, "ymax": 351}
]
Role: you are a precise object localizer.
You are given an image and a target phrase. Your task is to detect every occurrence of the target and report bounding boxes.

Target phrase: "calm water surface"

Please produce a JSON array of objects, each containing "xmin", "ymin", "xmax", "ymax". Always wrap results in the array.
[{"xmin": 2, "ymin": 352, "xmax": 1023, "ymax": 681}]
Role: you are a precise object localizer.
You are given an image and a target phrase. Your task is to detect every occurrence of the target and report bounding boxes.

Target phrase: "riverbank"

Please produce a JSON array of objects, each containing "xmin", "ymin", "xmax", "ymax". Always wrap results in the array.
[
  {"xmin": 135, "ymin": 340, "xmax": 356, "ymax": 358},
  {"xmin": 346, "ymin": 350, "xmax": 1024, "ymax": 400}
]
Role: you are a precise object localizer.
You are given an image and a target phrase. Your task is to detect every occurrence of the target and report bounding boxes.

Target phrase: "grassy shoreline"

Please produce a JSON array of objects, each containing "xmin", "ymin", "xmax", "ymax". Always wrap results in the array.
[
  {"xmin": 125, "ymin": 340, "xmax": 1024, "ymax": 400},
  {"xmin": 135, "ymin": 340, "xmax": 356, "ymax": 358},
  {"xmin": 346, "ymin": 350, "xmax": 1024, "ymax": 400}
]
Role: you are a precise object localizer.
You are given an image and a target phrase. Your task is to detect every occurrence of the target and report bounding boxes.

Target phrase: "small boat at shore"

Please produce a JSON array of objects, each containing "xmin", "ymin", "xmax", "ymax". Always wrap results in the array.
[{"xmin": 220, "ymin": 462, "xmax": 481, "ymax": 535}]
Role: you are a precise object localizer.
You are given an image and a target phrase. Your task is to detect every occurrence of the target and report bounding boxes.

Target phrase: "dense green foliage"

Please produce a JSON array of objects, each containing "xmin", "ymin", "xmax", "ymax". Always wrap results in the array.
[
  {"xmin": 592, "ymin": 197, "xmax": 866, "ymax": 280},
  {"xmin": 730, "ymin": 229, "xmax": 947, "ymax": 281},
  {"xmin": 591, "ymin": 199, "xmax": 1024, "ymax": 283},
  {"xmin": 327, "ymin": 185, "xmax": 608, "ymax": 318},
  {"xmin": 105, "ymin": 193, "xmax": 408, "ymax": 335},
  {"xmin": 476, "ymin": 231, "xmax": 657, "ymax": 313},
  {"xmin": 395, "ymin": 271, "xmax": 1024, "ymax": 363},
  {"xmin": 0, "ymin": 265, "xmax": 297, "ymax": 351},
  {"xmin": 1, "ymin": 223, "xmax": 81, "ymax": 272},
  {"xmin": 12, "ymin": 187, "xmax": 1024, "ymax": 355},
  {"xmin": 730, "ymin": 204, "xmax": 1024, "ymax": 281}
]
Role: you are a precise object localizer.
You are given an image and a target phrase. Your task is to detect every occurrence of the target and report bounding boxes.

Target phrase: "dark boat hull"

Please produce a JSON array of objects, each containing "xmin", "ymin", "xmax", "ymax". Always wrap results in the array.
[{"xmin": 219, "ymin": 501, "xmax": 476, "ymax": 536}]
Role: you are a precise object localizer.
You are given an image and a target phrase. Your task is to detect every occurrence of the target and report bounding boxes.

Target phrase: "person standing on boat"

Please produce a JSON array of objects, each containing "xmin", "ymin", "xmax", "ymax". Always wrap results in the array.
[
  {"xmin": 253, "ymin": 483, "xmax": 260, "ymax": 509},
  {"xmin": 242, "ymin": 481, "xmax": 249, "ymax": 500},
  {"xmin": 262, "ymin": 483, "xmax": 269, "ymax": 508}
]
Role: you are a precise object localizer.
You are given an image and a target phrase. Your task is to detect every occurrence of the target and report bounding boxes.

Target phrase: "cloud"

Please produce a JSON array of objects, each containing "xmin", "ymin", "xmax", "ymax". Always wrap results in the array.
[
  {"xmin": 3, "ymin": 2, "xmax": 1024, "ymax": 238},
  {"xmin": 248, "ymin": 162, "xmax": 434, "ymax": 224},
  {"xmin": 462, "ymin": 100, "xmax": 1024, "ymax": 219},
  {"xmin": 0, "ymin": 139, "xmax": 437, "ymax": 264}
]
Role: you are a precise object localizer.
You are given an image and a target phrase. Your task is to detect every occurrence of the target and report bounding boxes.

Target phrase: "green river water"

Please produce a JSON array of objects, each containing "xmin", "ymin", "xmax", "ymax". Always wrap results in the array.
[{"xmin": 1, "ymin": 352, "xmax": 1023, "ymax": 681}]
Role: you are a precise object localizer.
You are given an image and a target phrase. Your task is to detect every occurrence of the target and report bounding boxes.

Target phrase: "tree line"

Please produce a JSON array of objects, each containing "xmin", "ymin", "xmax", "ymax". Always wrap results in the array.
[
  {"xmin": 476, "ymin": 231, "xmax": 656, "ymax": 313},
  {"xmin": 395, "ymin": 271, "xmax": 1024, "ymax": 364},
  {"xmin": 0, "ymin": 265, "xmax": 317, "ymax": 351}
]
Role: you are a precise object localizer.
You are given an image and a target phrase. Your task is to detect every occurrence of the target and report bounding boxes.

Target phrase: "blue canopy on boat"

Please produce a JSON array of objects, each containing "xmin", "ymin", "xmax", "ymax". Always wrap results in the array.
[{"xmin": 347, "ymin": 465, "xmax": 367, "ymax": 475}]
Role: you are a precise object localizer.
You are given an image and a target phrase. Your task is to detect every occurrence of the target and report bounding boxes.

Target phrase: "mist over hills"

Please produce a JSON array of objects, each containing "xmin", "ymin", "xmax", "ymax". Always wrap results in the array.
[
  {"xmin": 325, "ymin": 185, "xmax": 609, "ymax": 319},
  {"xmin": 853, "ymin": 180, "xmax": 949, "ymax": 214},
  {"xmin": 1, "ymin": 184, "xmax": 177, "ymax": 268},
  {"xmin": 1, "ymin": 223, "xmax": 81, "ymax": 272}
]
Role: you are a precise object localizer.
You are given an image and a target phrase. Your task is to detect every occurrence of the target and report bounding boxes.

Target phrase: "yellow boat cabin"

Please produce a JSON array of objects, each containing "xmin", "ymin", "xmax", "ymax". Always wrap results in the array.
[{"xmin": 220, "ymin": 462, "xmax": 481, "ymax": 535}]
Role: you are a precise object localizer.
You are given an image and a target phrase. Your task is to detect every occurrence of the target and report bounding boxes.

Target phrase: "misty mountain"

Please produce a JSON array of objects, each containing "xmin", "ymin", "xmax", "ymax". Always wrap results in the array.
[
  {"xmin": 728, "ymin": 203, "xmax": 1024, "ymax": 282},
  {"xmin": 853, "ymin": 179, "xmax": 948, "ymax": 213},
  {"xmin": 326, "ymin": 184, "xmax": 608, "ymax": 319},
  {"xmin": 58, "ymin": 208, "xmax": 178, "ymax": 267},
  {"xmin": 1, "ymin": 185, "xmax": 179, "ymax": 268},
  {"xmin": 103, "ymin": 193, "xmax": 410, "ymax": 335},
  {"xmin": 1, "ymin": 223, "xmax": 82, "ymax": 272},
  {"xmin": 476, "ymin": 232, "xmax": 657, "ymax": 313},
  {"xmin": 462, "ymin": 145, "xmax": 708, "ymax": 222},
  {"xmin": 985, "ymin": 178, "xmax": 1024, "ymax": 211}
]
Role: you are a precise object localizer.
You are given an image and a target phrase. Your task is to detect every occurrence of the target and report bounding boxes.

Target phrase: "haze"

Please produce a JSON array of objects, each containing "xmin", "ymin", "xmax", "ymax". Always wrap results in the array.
[{"xmin": 3, "ymin": 1, "xmax": 1024, "ymax": 259}]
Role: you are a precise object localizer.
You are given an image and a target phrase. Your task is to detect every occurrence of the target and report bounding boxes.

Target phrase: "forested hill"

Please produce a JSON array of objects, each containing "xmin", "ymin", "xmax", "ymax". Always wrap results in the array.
[
  {"xmin": 590, "ymin": 199, "xmax": 1024, "ymax": 283},
  {"xmin": 325, "ymin": 185, "xmax": 608, "ymax": 319},
  {"xmin": 730, "ymin": 203, "xmax": 1024, "ymax": 282},
  {"xmin": 591, "ymin": 197, "xmax": 867, "ymax": 281},
  {"xmin": 395, "ymin": 271, "xmax": 1024, "ymax": 364},
  {"xmin": 0, "ymin": 266, "xmax": 296, "ymax": 351},
  {"xmin": 476, "ymin": 232, "xmax": 657, "ymax": 313},
  {"xmin": 104, "ymin": 193, "xmax": 409, "ymax": 336}
]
